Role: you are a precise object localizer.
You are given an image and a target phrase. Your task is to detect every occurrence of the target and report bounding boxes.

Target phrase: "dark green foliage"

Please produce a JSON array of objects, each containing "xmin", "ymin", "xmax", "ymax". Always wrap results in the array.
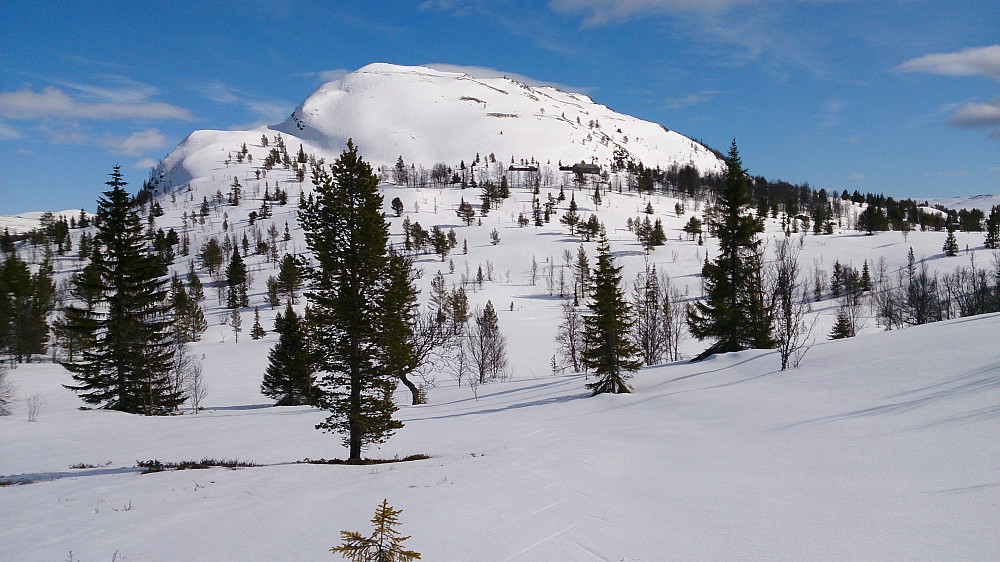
[
  {"xmin": 277, "ymin": 254, "xmax": 302, "ymax": 304},
  {"xmin": 829, "ymin": 308, "xmax": 856, "ymax": 339},
  {"xmin": 456, "ymin": 198, "xmax": 476, "ymax": 226},
  {"xmin": 170, "ymin": 274, "xmax": 207, "ymax": 343},
  {"xmin": 582, "ymin": 232, "xmax": 640, "ymax": 395},
  {"xmin": 380, "ymin": 251, "xmax": 423, "ymax": 404},
  {"xmin": 225, "ymin": 248, "xmax": 249, "ymax": 308},
  {"xmin": 266, "ymin": 276, "xmax": 280, "ymax": 308},
  {"xmin": 261, "ymin": 302, "xmax": 314, "ymax": 405},
  {"xmin": 560, "ymin": 193, "xmax": 580, "ymax": 234},
  {"xmin": 635, "ymin": 217, "xmax": 666, "ymax": 250},
  {"xmin": 682, "ymin": 216, "xmax": 702, "ymax": 240},
  {"xmin": 857, "ymin": 205, "xmax": 890, "ymax": 234},
  {"xmin": 250, "ymin": 306, "xmax": 266, "ymax": 340},
  {"xmin": 300, "ymin": 141, "xmax": 411, "ymax": 461},
  {"xmin": 330, "ymin": 499, "xmax": 421, "ymax": 561},
  {"xmin": 688, "ymin": 140, "xmax": 774, "ymax": 358},
  {"xmin": 391, "ymin": 197, "xmax": 404, "ymax": 217},
  {"xmin": 0, "ymin": 255, "xmax": 54, "ymax": 362},
  {"xmin": 985, "ymin": 205, "xmax": 1000, "ymax": 250},
  {"xmin": 63, "ymin": 167, "xmax": 182, "ymax": 414},
  {"xmin": 199, "ymin": 237, "xmax": 223, "ymax": 275},
  {"xmin": 430, "ymin": 226, "xmax": 450, "ymax": 261},
  {"xmin": 943, "ymin": 225, "xmax": 959, "ymax": 257}
]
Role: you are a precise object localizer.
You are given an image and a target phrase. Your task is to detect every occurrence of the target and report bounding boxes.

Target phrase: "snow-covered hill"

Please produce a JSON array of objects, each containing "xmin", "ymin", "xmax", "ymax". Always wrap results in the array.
[
  {"xmin": 0, "ymin": 209, "xmax": 86, "ymax": 235},
  {"xmin": 156, "ymin": 63, "xmax": 724, "ymax": 191},
  {"xmin": 926, "ymin": 193, "xmax": 1000, "ymax": 212}
]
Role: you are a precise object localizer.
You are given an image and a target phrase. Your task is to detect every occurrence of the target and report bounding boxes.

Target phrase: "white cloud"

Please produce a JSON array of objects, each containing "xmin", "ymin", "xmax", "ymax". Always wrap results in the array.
[
  {"xmin": 317, "ymin": 69, "xmax": 350, "ymax": 82},
  {"xmin": 132, "ymin": 158, "xmax": 159, "ymax": 169},
  {"xmin": 245, "ymin": 101, "xmax": 292, "ymax": 123},
  {"xmin": 947, "ymin": 96, "xmax": 1000, "ymax": 128},
  {"xmin": 664, "ymin": 89, "xmax": 729, "ymax": 109},
  {"xmin": 925, "ymin": 169, "xmax": 969, "ymax": 178},
  {"xmin": 50, "ymin": 75, "xmax": 160, "ymax": 104},
  {"xmin": 104, "ymin": 128, "xmax": 168, "ymax": 156},
  {"xmin": 0, "ymin": 120, "xmax": 20, "ymax": 140},
  {"xmin": 897, "ymin": 45, "xmax": 1000, "ymax": 81},
  {"xmin": 549, "ymin": 0, "xmax": 758, "ymax": 25},
  {"xmin": 201, "ymin": 81, "xmax": 242, "ymax": 104},
  {"xmin": 847, "ymin": 173, "xmax": 865, "ymax": 180},
  {"xmin": 0, "ymin": 87, "xmax": 194, "ymax": 121},
  {"xmin": 197, "ymin": 81, "xmax": 292, "ymax": 126}
]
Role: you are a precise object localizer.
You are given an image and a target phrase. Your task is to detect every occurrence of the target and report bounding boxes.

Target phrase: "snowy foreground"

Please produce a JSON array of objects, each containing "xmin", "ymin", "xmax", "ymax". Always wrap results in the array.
[{"xmin": 2, "ymin": 313, "xmax": 998, "ymax": 560}]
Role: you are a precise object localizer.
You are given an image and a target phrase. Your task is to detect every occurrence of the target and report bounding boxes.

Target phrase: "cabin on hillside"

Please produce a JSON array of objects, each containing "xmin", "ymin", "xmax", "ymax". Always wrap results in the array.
[{"xmin": 559, "ymin": 163, "xmax": 601, "ymax": 175}]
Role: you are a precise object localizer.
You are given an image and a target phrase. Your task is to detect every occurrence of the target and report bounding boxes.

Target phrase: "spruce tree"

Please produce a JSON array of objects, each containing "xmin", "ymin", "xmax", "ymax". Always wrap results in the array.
[
  {"xmin": 63, "ymin": 166, "xmax": 182, "ymax": 414},
  {"xmin": 581, "ymin": 231, "xmax": 640, "ymax": 394},
  {"xmin": 261, "ymin": 302, "xmax": 314, "ymax": 405},
  {"xmin": 560, "ymin": 194, "xmax": 580, "ymax": 234},
  {"xmin": 829, "ymin": 308, "xmax": 855, "ymax": 339},
  {"xmin": 687, "ymin": 140, "xmax": 774, "ymax": 359},
  {"xmin": 330, "ymin": 499, "xmax": 421, "ymax": 561},
  {"xmin": 381, "ymin": 251, "xmax": 422, "ymax": 404},
  {"xmin": 300, "ymin": 140, "xmax": 410, "ymax": 462},
  {"xmin": 226, "ymin": 247, "xmax": 249, "ymax": 308},
  {"xmin": 943, "ymin": 225, "xmax": 959, "ymax": 257},
  {"xmin": 0, "ymin": 255, "xmax": 54, "ymax": 363},
  {"xmin": 985, "ymin": 205, "xmax": 1000, "ymax": 250},
  {"xmin": 277, "ymin": 253, "xmax": 302, "ymax": 304},
  {"xmin": 250, "ymin": 306, "xmax": 266, "ymax": 340}
]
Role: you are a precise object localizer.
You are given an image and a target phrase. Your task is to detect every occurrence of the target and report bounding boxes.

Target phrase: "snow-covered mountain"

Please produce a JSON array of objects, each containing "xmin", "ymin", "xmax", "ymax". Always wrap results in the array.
[
  {"xmin": 0, "ymin": 209, "xmax": 86, "ymax": 235},
  {"xmin": 157, "ymin": 63, "xmax": 724, "ymax": 190},
  {"xmin": 926, "ymin": 193, "xmax": 1000, "ymax": 212}
]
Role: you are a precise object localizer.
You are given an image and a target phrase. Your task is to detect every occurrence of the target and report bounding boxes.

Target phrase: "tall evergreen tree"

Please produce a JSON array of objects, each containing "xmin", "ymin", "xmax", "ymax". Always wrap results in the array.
[
  {"xmin": 226, "ymin": 247, "xmax": 249, "ymax": 308},
  {"xmin": 261, "ymin": 302, "xmax": 314, "ymax": 405},
  {"xmin": 250, "ymin": 306, "xmax": 266, "ymax": 340},
  {"xmin": 63, "ymin": 166, "xmax": 182, "ymax": 414},
  {"xmin": 943, "ymin": 225, "xmax": 959, "ymax": 257},
  {"xmin": 581, "ymin": 231, "xmax": 640, "ymax": 394},
  {"xmin": 277, "ymin": 253, "xmax": 302, "ymax": 304},
  {"xmin": 380, "ymin": 251, "xmax": 424, "ymax": 404},
  {"xmin": 985, "ymin": 205, "xmax": 1000, "ymax": 250},
  {"xmin": 300, "ymin": 141, "xmax": 410, "ymax": 462},
  {"xmin": 0, "ymin": 255, "xmax": 54, "ymax": 363},
  {"xmin": 688, "ymin": 140, "xmax": 774, "ymax": 359}
]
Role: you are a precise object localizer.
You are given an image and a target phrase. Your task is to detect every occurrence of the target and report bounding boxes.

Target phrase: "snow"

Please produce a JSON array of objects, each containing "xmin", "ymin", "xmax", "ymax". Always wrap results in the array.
[
  {"xmin": 2, "ymin": 61, "xmax": 998, "ymax": 560},
  {"xmin": 926, "ymin": 194, "xmax": 1000, "ymax": 212},
  {"xmin": 0, "ymin": 209, "xmax": 88, "ymax": 234},
  {"xmin": 2, "ymin": 314, "xmax": 998, "ymax": 560},
  {"xmin": 156, "ymin": 63, "xmax": 725, "ymax": 193}
]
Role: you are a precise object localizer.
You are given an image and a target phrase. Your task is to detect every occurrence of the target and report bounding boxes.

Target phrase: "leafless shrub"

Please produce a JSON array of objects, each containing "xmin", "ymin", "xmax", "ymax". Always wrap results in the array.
[{"xmin": 26, "ymin": 393, "xmax": 44, "ymax": 422}]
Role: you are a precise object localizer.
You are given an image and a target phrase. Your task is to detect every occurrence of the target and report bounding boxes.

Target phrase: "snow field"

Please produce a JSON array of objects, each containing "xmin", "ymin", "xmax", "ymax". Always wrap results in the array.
[{"xmin": 2, "ymin": 313, "xmax": 997, "ymax": 559}]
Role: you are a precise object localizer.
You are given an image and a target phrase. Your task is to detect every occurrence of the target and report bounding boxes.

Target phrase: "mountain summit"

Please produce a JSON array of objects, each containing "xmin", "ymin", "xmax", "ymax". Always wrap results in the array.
[{"xmin": 159, "ymin": 63, "xmax": 724, "ymax": 188}]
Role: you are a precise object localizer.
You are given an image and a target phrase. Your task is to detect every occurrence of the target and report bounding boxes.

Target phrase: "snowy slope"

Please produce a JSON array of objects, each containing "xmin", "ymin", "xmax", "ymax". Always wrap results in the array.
[
  {"xmin": 271, "ymin": 63, "xmax": 723, "ymax": 171},
  {"xmin": 926, "ymin": 193, "xmax": 1000, "ymax": 212},
  {"xmin": 155, "ymin": 63, "xmax": 724, "ymax": 191},
  {"xmin": 0, "ymin": 209, "xmax": 86, "ymax": 234},
  {"xmin": 2, "ymin": 313, "xmax": 997, "ymax": 560}
]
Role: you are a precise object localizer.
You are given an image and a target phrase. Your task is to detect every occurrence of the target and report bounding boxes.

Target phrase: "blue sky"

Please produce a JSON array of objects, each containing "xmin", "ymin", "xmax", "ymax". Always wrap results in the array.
[{"xmin": 1, "ymin": 0, "xmax": 997, "ymax": 214}]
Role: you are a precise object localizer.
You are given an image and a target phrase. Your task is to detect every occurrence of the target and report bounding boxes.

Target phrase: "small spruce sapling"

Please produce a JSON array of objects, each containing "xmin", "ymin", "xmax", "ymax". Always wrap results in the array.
[{"xmin": 330, "ymin": 499, "xmax": 421, "ymax": 561}]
